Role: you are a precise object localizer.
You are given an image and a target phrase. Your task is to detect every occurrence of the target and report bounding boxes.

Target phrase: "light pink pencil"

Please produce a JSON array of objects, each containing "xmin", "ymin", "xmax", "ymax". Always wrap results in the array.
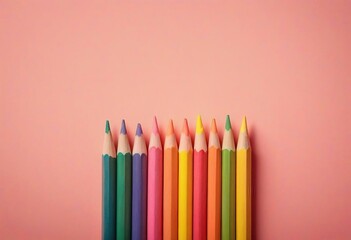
[{"xmin": 148, "ymin": 117, "xmax": 163, "ymax": 240}]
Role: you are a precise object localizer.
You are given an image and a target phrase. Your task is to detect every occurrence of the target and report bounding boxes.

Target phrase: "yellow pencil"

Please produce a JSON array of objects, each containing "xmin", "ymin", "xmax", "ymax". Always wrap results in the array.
[
  {"xmin": 178, "ymin": 119, "xmax": 193, "ymax": 240},
  {"xmin": 236, "ymin": 116, "xmax": 251, "ymax": 240}
]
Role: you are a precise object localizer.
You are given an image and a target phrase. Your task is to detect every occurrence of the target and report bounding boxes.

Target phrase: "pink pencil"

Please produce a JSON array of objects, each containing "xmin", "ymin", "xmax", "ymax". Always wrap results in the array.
[
  {"xmin": 193, "ymin": 115, "xmax": 208, "ymax": 240},
  {"xmin": 147, "ymin": 117, "xmax": 163, "ymax": 240}
]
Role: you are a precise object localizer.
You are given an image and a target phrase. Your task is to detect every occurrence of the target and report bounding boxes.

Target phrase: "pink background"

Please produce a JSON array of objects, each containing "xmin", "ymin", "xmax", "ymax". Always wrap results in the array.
[{"xmin": 1, "ymin": 1, "xmax": 351, "ymax": 239}]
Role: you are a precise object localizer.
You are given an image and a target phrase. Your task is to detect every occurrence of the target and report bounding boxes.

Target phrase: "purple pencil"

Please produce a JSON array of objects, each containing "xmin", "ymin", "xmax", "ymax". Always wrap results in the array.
[{"xmin": 132, "ymin": 123, "xmax": 148, "ymax": 240}]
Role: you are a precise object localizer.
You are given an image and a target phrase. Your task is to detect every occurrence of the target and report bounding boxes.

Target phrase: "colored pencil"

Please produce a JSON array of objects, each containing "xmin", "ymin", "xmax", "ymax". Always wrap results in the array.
[
  {"xmin": 207, "ymin": 119, "xmax": 221, "ymax": 240},
  {"xmin": 236, "ymin": 117, "xmax": 251, "ymax": 240},
  {"xmin": 193, "ymin": 115, "xmax": 208, "ymax": 240},
  {"xmin": 163, "ymin": 119, "xmax": 178, "ymax": 240},
  {"xmin": 148, "ymin": 117, "xmax": 163, "ymax": 240},
  {"xmin": 178, "ymin": 119, "xmax": 193, "ymax": 240},
  {"xmin": 222, "ymin": 115, "xmax": 236, "ymax": 240},
  {"xmin": 102, "ymin": 120, "xmax": 117, "ymax": 240},
  {"xmin": 132, "ymin": 123, "xmax": 147, "ymax": 240},
  {"xmin": 116, "ymin": 120, "xmax": 132, "ymax": 240}
]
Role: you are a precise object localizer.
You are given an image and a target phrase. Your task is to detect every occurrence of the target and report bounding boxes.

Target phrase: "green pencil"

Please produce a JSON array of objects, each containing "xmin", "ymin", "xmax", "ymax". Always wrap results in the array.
[
  {"xmin": 102, "ymin": 120, "xmax": 117, "ymax": 239},
  {"xmin": 116, "ymin": 120, "xmax": 132, "ymax": 239},
  {"xmin": 222, "ymin": 115, "xmax": 236, "ymax": 240}
]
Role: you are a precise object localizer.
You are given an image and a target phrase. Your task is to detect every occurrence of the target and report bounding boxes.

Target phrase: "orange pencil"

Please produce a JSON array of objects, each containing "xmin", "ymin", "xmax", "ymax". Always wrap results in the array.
[
  {"xmin": 207, "ymin": 119, "xmax": 221, "ymax": 240},
  {"xmin": 163, "ymin": 120, "xmax": 178, "ymax": 240}
]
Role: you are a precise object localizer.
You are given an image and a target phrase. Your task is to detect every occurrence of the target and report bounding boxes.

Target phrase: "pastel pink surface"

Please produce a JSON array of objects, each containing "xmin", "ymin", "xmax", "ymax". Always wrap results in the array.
[
  {"xmin": 147, "ymin": 147, "xmax": 163, "ymax": 240},
  {"xmin": 0, "ymin": 1, "xmax": 350, "ymax": 240}
]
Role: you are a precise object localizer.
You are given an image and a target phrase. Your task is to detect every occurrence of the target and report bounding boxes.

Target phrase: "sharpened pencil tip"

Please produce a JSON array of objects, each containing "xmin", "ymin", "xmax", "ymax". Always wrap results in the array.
[
  {"xmin": 152, "ymin": 116, "xmax": 159, "ymax": 134},
  {"xmin": 196, "ymin": 115, "xmax": 204, "ymax": 134},
  {"xmin": 211, "ymin": 118, "xmax": 218, "ymax": 133},
  {"xmin": 136, "ymin": 123, "xmax": 143, "ymax": 136},
  {"xmin": 166, "ymin": 119, "xmax": 174, "ymax": 136},
  {"xmin": 105, "ymin": 120, "xmax": 111, "ymax": 133},
  {"xmin": 225, "ymin": 115, "xmax": 232, "ymax": 130},
  {"xmin": 120, "ymin": 119, "xmax": 127, "ymax": 134},
  {"xmin": 182, "ymin": 119, "xmax": 190, "ymax": 136},
  {"xmin": 240, "ymin": 116, "xmax": 248, "ymax": 133}
]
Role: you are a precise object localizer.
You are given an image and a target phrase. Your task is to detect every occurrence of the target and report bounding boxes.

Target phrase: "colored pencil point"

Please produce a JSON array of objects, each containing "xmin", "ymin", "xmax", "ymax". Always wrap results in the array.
[
  {"xmin": 196, "ymin": 115, "xmax": 204, "ymax": 134},
  {"xmin": 225, "ymin": 115, "xmax": 231, "ymax": 131},
  {"xmin": 182, "ymin": 118, "xmax": 190, "ymax": 136},
  {"xmin": 152, "ymin": 116, "xmax": 160, "ymax": 134},
  {"xmin": 120, "ymin": 119, "xmax": 127, "ymax": 134},
  {"xmin": 166, "ymin": 119, "xmax": 175, "ymax": 135},
  {"xmin": 136, "ymin": 123, "xmax": 143, "ymax": 136}
]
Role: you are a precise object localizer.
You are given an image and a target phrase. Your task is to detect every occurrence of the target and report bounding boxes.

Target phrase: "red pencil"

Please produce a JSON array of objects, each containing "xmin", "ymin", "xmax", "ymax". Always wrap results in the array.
[{"xmin": 193, "ymin": 115, "xmax": 208, "ymax": 240}]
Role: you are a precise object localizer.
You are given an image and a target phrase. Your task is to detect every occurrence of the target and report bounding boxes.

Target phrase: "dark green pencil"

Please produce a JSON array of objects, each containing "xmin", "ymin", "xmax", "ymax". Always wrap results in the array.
[
  {"xmin": 102, "ymin": 120, "xmax": 117, "ymax": 239},
  {"xmin": 116, "ymin": 120, "xmax": 132, "ymax": 239}
]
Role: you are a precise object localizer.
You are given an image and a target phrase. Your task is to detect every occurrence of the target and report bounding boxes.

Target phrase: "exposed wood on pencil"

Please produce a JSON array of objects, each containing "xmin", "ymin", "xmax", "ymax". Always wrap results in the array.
[{"xmin": 102, "ymin": 120, "xmax": 117, "ymax": 157}]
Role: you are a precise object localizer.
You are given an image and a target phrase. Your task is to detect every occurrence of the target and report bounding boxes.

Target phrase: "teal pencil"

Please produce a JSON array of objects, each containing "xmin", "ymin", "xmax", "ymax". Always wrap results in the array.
[
  {"xmin": 117, "ymin": 120, "xmax": 132, "ymax": 239},
  {"xmin": 102, "ymin": 120, "xmax": 117, "ymax": 239}
]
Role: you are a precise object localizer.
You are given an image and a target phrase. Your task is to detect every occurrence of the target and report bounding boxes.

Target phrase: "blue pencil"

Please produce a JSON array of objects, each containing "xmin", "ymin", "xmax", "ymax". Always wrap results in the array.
[
  {"xmin": 132, "ymin": 123, "xmax": 148, "ymax": 240},
  {"xmin": 102, "ymin": 120, "xmax": 117, "ymax": 239}
]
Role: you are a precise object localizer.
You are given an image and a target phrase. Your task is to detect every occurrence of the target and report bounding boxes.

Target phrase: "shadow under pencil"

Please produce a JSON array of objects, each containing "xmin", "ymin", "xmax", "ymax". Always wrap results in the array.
[{"xmin": 250, "ymin": 126, "xmax": 258, "ymax": 240}]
